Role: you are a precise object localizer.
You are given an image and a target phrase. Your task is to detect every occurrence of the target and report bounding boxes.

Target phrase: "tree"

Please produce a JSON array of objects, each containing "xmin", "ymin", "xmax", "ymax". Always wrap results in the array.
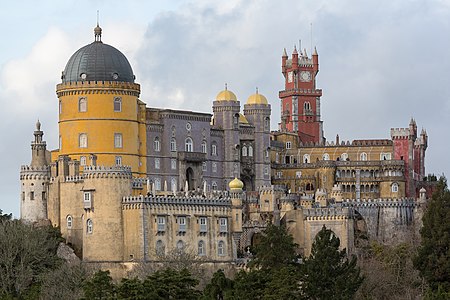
[
  {"xmin": 414, "ymin": 177, "xmax": 450, "ymax": 294},
  {"xmin": 40, "ymin": 262, "xmax": 88, "ymax": 300},
  {"xmin": 202, "ymin": 269, "xmax": 234, "ymax": 300},
  {"xmin": 142, "ymin": 268, "xmax": 201, "ymax": 299},
  {"xmin": 249, "ymin": 223, "xmax": 299, "ymax": 270},
  {"xmin": 0, "ymin": 218, "xmax": 62, "ymax": 298},
  {"xmin": 82, "ymin": 270, "xmax": 116, "ymax": 300},
  {"xmin": 300, "ymin": 225, "xmax": 363, "ymax": 300}
]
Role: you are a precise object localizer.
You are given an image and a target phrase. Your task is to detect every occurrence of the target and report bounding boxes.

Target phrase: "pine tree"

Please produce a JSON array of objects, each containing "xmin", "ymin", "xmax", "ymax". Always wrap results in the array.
[
  {"xmin": 414, "ymin": 177, "xmax": 450, "ymax": 294},
  {"xmin": 300, "ymin": 225, "xmax": 363, "ymax": 300}
]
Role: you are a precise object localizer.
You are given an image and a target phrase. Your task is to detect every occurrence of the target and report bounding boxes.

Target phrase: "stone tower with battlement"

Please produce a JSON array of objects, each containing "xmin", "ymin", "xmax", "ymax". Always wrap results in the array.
[{"xmin": 280, "ymin": 46, "xmax": 323, "ymax": 144}]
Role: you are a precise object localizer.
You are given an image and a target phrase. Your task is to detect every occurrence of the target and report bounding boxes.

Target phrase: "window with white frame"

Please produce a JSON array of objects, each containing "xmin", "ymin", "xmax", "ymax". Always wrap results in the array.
[
  {"xmin": 201, "ymin": 141, "xmax": 207, "ymax": 154},
  {"xmin": 78, "ymin": 97, "xmax": 87, "ymax": 112},
  {"xmin": 218, "ymin": 241, "xmax": 225, "ymax": 256},
  {"xmin": 185, "ymin": 137, "xmax": 193, "ymax": 152},
  {"xmin": 178, "ymin": 216, "xmax": 186, "ymax": 232},
  {"xmin": 114, "ymin": 133, "xmax": 122, "ymax": 148},
  {"xmin": 154, "ymin": 137, "xmax": 160, "ymax": 152},
  {"xmin": 322, "ymin": 153, "xmax": 330, "ymax": 161},
  {"xmin": 157, "ymin": 216, "xmax": 166, "ymax": 232},
  {"xmin": 199, "ymin": 217, "xmax": 207, "ymax": 232},
  {"xmin": 303, "ymin": 154, "xmax": 310, "ymax": 163},
  {"xmin": 79, "ymin": 133, "xmax": 88, "ymax": 148},
  {"xmin": 113, "ymin": 97, "xmax": 122, "ymax": 112},
  {"xmin": 83, "ymin": 191, "xmax": 91, "ymax": 203},
  {"xmin": 392, "ymin": 182, "xmax": 399, "ymax": 193},
  {"xmin": 219, "ymin": 217, "xmax": 228, "ymax": 233},
  {"xmin": 86, "ymin": 219, "xmax": 93, "ymax": 234},
  {"xmin": 66, "ymin": 215, "xmax": 73, "ymax": 229},
  {"xmin": 212, "ymin": 162, "xmax": 217, "ymax": 173},
  {"xmin": 296, "ymin": 171, "xmax": 302, "ymax": 178},
  {"xmin": 242, "ymin": 146, "xmax": 247, "ymax": 157},
  {"xmin": 115, "ymin": 156, "xmax": 122, "ymax": 166},
  {"xmin": 381, "ymin": 153, "xmax": 391, "ymax": 160},
  {"xmin": 248, "ymin": 145, "xmax": 253, "ymax": 157},
  {"xmin": 198, "ymin": 240, "xmax": 206, "ymax": 256},
  {"xmin": 212, "ymin": 181, "xmax": 218, "ymax": 190},
  {"xmin": 171, "ymin": 159, "xmax": 177, "ymax": 170},
  {"xmin": 341, "ymin": 153, "xmax": 349, "ymax": 161},
  {"xmin": 155, "ymin": 178, "xmax": 161, "ymax": 191},
  {"xmin": 170, "ymin": 138, "xmax": 177, "ymax": 152},
  {"xmin": 211, "ymin": 143, "xmax": 217, "ymax": 156},
  {"xmin": 276, "ymin": 171, "xmax": 283, "ymax": 179},
  {"xmin": 264, "ymin": 166, "xmax": 269, "ymax": 175},
  {"xmin": 171, "ymin": 177, "xmax": 177, "ymax": 193},
  {"xmin": 360, "ymin": 152, "xmax": 368, "ymax": 161},
  {"xmin": 202, "ymin": 162, "xmax": 207, "ymax": 172},
  {"xmin": 286, "ymin": 141, "xmax": 292, "ymax": 149},
  {"xmin": 80, "ymin": 156, "xmax": 87, "ymax": 166},
  {"xmin": 155, "ymin": 158, "xmax": 160, "ymax": 169},
  {"xmin": 156, "ymin": 240, "xmax": 165, "ymax": 256}
]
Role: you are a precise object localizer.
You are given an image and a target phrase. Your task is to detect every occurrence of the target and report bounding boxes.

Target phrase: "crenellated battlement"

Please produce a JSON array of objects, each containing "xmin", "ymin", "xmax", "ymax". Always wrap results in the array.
[
  {"xmin": 65, "ymin": 175, "xmax": 84, "ymax": 183},
  {"xmin": 303, "ymin": 207, "xmax": 353, "ymax": 220},
  {"xmin": 20, "ymin": 165, "xmax": 50, "ymax": 180},
  {"xmin": 122, "ymin": 194, "xmax": 232, "ymax": 209},
  {"xmin": 390, "ymin": 128, "xmax": 410, "ymax": 139},
  {"xmin": 132, "ymin": 178, "xmax": 146, "ymax": 189},
  {"xmin": 342, "ymin": 197, "xmax": 415, "ymax": 208},
  {"xmin": 20, "ymin": 165, "xmax": 50, "ymax": 172},
  {"xmin": 83, "ymin": 165, "xmax": 132, "ymax": 179}
]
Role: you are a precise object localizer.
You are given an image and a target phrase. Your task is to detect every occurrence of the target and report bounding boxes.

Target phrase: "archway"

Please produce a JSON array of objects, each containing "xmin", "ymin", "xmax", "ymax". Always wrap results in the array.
[{"xmin": 186, "ymin": 167, "xmax": 194, "ymax": 190}]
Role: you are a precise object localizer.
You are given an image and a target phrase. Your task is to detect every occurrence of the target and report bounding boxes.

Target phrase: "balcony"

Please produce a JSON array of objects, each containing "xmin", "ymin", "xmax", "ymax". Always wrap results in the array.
[{"xmin": 177, "ymin": 151, "xmax": 206, "ymax": 163}]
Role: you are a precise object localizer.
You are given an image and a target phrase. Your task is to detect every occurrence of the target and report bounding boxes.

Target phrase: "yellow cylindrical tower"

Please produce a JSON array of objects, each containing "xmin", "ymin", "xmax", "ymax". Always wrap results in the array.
[{"xmin": 54, "ymin": 25, "xmax": 146, "ymax": 176}]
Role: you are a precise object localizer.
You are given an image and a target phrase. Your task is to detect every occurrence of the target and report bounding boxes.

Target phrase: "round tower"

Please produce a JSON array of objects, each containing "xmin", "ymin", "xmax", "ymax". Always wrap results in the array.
[
  {"xmin": 243, "ymin": 90, "xmax": 271, "ymax": 188},
  {"xmin": 55, "ymin": 24, "xmax": 146, "ymax": 176},
  {"xmin": 20, "ymin": 121, "xmax": 50, "ymax": 222}
]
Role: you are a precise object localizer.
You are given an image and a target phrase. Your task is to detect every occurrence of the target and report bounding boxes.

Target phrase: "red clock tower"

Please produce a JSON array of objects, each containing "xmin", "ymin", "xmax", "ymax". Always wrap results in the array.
[{"xmin": 279, "ymin": 46, "xmax": 323, "ymax": 144}]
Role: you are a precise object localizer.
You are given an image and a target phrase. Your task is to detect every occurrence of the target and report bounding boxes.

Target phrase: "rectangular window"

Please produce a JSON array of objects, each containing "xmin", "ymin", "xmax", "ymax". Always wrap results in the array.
[
  {"xmin": 22, "ymin": 192, "xmax": 25, "ymax": 201},
  {"xmin": 83, "ymin": 192, "xmax": 92, "ymax": 209},
  {"xmin": 155, "ymin": 158, "xmax": 160, "ymax": 169},
  {"xmin": 113, "ymin": 97, "xmax": 122, "ymax": 112},
  {"xmin": 42, "ymin": 191, "xmax": 46, "ymax": 201},
  {"xmin": 59, "ymin": 100, "xmax": 62, "ymax": 114},
  {"xmin": 115, "ymin": 156, "xmax": 122, "ymax": 166},
  {"xmin": 80, "ymin": 156, "xmax": 87, "ymax": 166},
  {"xmin": 296, "ymin": 171, "xmax": 302, "ymax": 178},
  {"xmin": 264, "ymin": 166, "xmax": 269, "ymax": 175},
  {"xmin": 199, "ymin": 217, "xmax": 207, "ymax": 232},
  {"xmin": 157, "ymin": 216, "xmax": 166, "ymax": 232},
  {"xmin": 212, "ymin": 162, "xmax": 217, "ymax": 173},
  {"xmin": 30, "ymin": 191, "xmax": 34, "ymax": 201},
  {"xmin": 114, "ymin": 133, "xmax": 123, "ymax": 148},
  {"xmin": 211, "ymin": 144, "xmax": 217, "ymax": 156},
  {"xmin": 171, "ymin": 159, "xmax": 177, "ymax": 170},
  {"xmin": 79, "ymin": 133, "xmax": 88, "ymax": 148},
  {"xmin": 219, "ymin": 217, "xmax": 228, "ymax": 233},
  {"xmin": 202, "ymin": 162, "xmax": 207, "ymax": 171},
  {"xmin": 286, "ymin": 141, "xmax": 292, "ymax": 149},
  {"xmin": 178, "ymin": 216, "xmax": 186, "ymax": 232},
  {"xmin": 276, "ymin": 171, "xmax": 282, "ymax": 179}
]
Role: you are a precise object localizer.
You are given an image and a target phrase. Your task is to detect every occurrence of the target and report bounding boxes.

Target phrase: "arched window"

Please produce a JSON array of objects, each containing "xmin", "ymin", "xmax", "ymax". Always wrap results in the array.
[
  {"xmin": 154, "ymin": 137, "xmax": 160, "ymax": 152},
  {"xmin": 156, "ymin": 240, "xmax": 165, "ymax": 256},
  {"xmin": 322, "ymin": 153, "xmax": 330, "ymax": 161},
  {"xmin": 211, "ymin": 143, "xmax": 217, "ymax": 156},
  {"xmin": 176, "ymin": 240, "xmax": 185, "ymax": 252},
  {"xmin": 248, "ymin": 145, "xmax": 253, "ymax": 157},
  {"xmin": 264, "ymin": 117, "xmax": 270, "ymax": 131},
  {"xmin": 86, "ymin": 219, "xmax": 93, "ymax": 234},
  {"xmin": 114, "ymin": 133, "xmax": 122, "ymax": 148},
  {"xmin": 218, "ymin": 241, "xmax": 225, "ymax": 256},
  {"xmin": 171, "ymin": 177, "xmax": 177, "ymax": 193},
  {"xmin": 198, "ymin": 241, "xmax": 206, "ymax": 256},
  {"xmin": 78, "ymin": 97, "xmax": 87, "ymax": 112},
  {"xmin": 304, "ymin": 101, "xmax": 311, "ymax": 111},
  {"xmin": 201, "ymin": 141, "xmax": 207, "ymax": 154},
  {"xmin": 80, "ymin": 156, "xmax": 87, "ymax": 166},
  {"xmin": 155, "ymin": 178, "xmax": 161, "ymax": 191},
  {"xmin": 113, "ymin": 97, "xmax": 122, "ymax": 112},
  {"xmin": 212, "ymin": 181, "xmax": 218, "ymax": 190},
  {"xmin": 79, "ymin": 133, "xmax": 87, "ymax": 148},
  {"xmin": 392, "ymin": 182, "xmax": 399, "ymax": 193},
  {"xmin": 360, "ymin": 152, "xmax": 368, "ymax": 161},
  {"xmin": 170, "ymin": 138, "xmax": 177, "ymax": 152},
  {"xmin": 66, "ymin": 215, "xmax": 72, "ymax": 229},
  {"xmin": 242, "ymin": 146, "xmax": 247, "ymax": 157},
  {"xmin": 185, "ymin": 137, "xmax": 193, "ymax": 152},
  {"xmin": 234, "ymin": 113, "xmax": 239, "ymax": 126},
  {"xmin": 303, "ymin": 154, "xmax": 310, "ymax": 164},
  {"xmin": 341, "ymin": 153, "xmax": 348, "ymax": 161}
]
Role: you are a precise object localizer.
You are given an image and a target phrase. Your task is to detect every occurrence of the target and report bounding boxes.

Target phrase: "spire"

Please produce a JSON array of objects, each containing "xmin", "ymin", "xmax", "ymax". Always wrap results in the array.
[
  {"xmin": 293, "ymin": 45, "xmax": 298, "ymax": 55},
  {"xmin": 282, "ymin": 48, "xmax": 287, "ymax": 57},
  {"xmin": 36, "ymin": 119, "xmax": 41, "ymax": 131},
  {"xmin": 94, "ymin": 11, "xmax": 102, "ymax": 42},
  {"xmin": 313, "ymin": 46, "xmax": 318, "ymax": 55},
  {"xmin": 303, "ymin": 48, "xmax": 308, "ymax": 57}
]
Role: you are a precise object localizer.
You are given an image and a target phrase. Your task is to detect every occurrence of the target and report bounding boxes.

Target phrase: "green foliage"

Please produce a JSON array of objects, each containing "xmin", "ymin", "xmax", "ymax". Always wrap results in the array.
[
  {"xmin": 202, "ymin": 269, "xmax": 234, "ymax": 300},
  {"xmin": 249, "ymin": 223, "xmax": 299, "ymax": 271},
  {"xmin": 0, "ymin": 219, "xmax": 62, "ymax": 298},
  {"xmin": 142, "ymin": 268, "xmax": 201, "ymax": 299},
  {"xmin": 414, "ymin": 177, "xmax": 450, "ymax": 294},
  {"xmin": 232, "ymin": 269, "xmax": 271, "ymax": 299},
  {"xmin": 116, "ymin": 277, "xmax": 146, "ymax": 300},
  {"xmin": 82, "ymin": 270, "xmax": 115, "ymax": 300},
  {"xmin": 300, "ymin": 225, "xmax": 363, "ymax": 300}
]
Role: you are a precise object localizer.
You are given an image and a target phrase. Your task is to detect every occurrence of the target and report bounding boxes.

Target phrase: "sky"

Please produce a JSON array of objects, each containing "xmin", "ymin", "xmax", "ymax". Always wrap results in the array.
[{"xmin": 1, "ymin": 0, "xmax": 449, "ymax": 217}]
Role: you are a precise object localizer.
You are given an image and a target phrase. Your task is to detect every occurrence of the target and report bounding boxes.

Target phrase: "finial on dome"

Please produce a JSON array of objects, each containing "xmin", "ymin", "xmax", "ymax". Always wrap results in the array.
[
  {"xmin": 94, "ymin": 10, "xmax": 102, "ymax": 42},
  {"xmin": 36, "ymin": 119, "xmax": 41, "ymax": 131},
  {"xmin": 256, "ymin": 87, "xmax": 259, "ymax": 94},
  {"xmin": 225, "ymin": 83, "xmax": 228, "ymax": 91}
]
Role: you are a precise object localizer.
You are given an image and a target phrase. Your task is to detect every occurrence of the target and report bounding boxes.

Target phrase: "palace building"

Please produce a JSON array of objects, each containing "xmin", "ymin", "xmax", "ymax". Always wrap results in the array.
[{"xmin": 20, "ymin": 25, "xmax": 431, "ymax": 272}]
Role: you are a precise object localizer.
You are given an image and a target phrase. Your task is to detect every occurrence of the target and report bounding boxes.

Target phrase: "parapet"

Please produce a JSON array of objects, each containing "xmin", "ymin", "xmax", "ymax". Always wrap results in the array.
[
  {"xmin": 390, "ymin": 128, "xmax": 410, "ymax": 139},
  {"xmin": 303, "ymin": 207, "xmax": 353, "ymax": 220},
  {"xmin": 342, "ymin": 198, "xmax": 415, "ymax": 208},
  {"xmin": 20, "ymin": 165, "xmax": 50, "ymax": 180},
  {"xmin": 83, "ymin": 165, "xmax": 132, "ymax": 179},
  {"xmin": 122, "ymin": 194, "xmax": 232, "ymax": 209}
]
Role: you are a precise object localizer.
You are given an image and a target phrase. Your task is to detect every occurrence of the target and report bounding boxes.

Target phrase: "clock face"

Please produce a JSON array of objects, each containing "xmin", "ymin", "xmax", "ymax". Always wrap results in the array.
[{"xmin": 300, "ymin": 71, "xmax": 311, "ymax": 82}]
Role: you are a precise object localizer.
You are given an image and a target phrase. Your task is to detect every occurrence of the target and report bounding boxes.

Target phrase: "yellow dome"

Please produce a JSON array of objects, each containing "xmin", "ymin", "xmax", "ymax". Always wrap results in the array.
[
  {"xmin": 229, "ymin": 177, "xmax": 244, "ymax": 191},
  {"xmin": 216, "ymin": 89, "xmax": 237, "ymax": 101},
  {"xmin": 246, "ymin": 92, "xmax": 268, "ymax": 105},
  {"xmin": 239, "ymin": 113, "xmax": 249, "ymax": 124}
]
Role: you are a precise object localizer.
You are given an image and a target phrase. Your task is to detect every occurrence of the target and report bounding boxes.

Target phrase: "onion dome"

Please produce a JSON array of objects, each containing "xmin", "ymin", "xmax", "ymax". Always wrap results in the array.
[
  {"xmin": 246, "ymin": 88, "xmax": 268, "ymax": 105},
  {"xmin": 61, "ymin": 24, "xmax": 135, "ymax": 83},
  {"xmin": 229, "ymin": 177, "xmax": 244, "ymax": 191},
  {"xmin": 239, "ymin": 113, "xmax": 249, "ymax": 124},
  {"xmin": 216, "ymin": 83, "xmax": 237, "ymax": 101}
]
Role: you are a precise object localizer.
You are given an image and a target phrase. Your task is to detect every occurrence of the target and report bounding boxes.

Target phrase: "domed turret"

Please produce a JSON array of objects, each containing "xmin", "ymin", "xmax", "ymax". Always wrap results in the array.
[
  {"xmin": 61, "ymin": 25, "xmax": 135, "ymax": 83},
  {"xmin": 246, "ymin": 89, "xmax": 268, "ymax": 105},
  {"xmin": 216, "ymin": 84, "xmax": 237, "ymax": 101},
  {"xmin": 229, "ymin": 177, "xmax": 244, "ymax": 191}
]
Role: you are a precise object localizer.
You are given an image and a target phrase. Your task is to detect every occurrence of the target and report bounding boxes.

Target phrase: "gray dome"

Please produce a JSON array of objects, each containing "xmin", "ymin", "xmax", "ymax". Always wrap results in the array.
[{"xmin": 62, "ymin": 41, "xmax": 135, "ymax": 83}]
